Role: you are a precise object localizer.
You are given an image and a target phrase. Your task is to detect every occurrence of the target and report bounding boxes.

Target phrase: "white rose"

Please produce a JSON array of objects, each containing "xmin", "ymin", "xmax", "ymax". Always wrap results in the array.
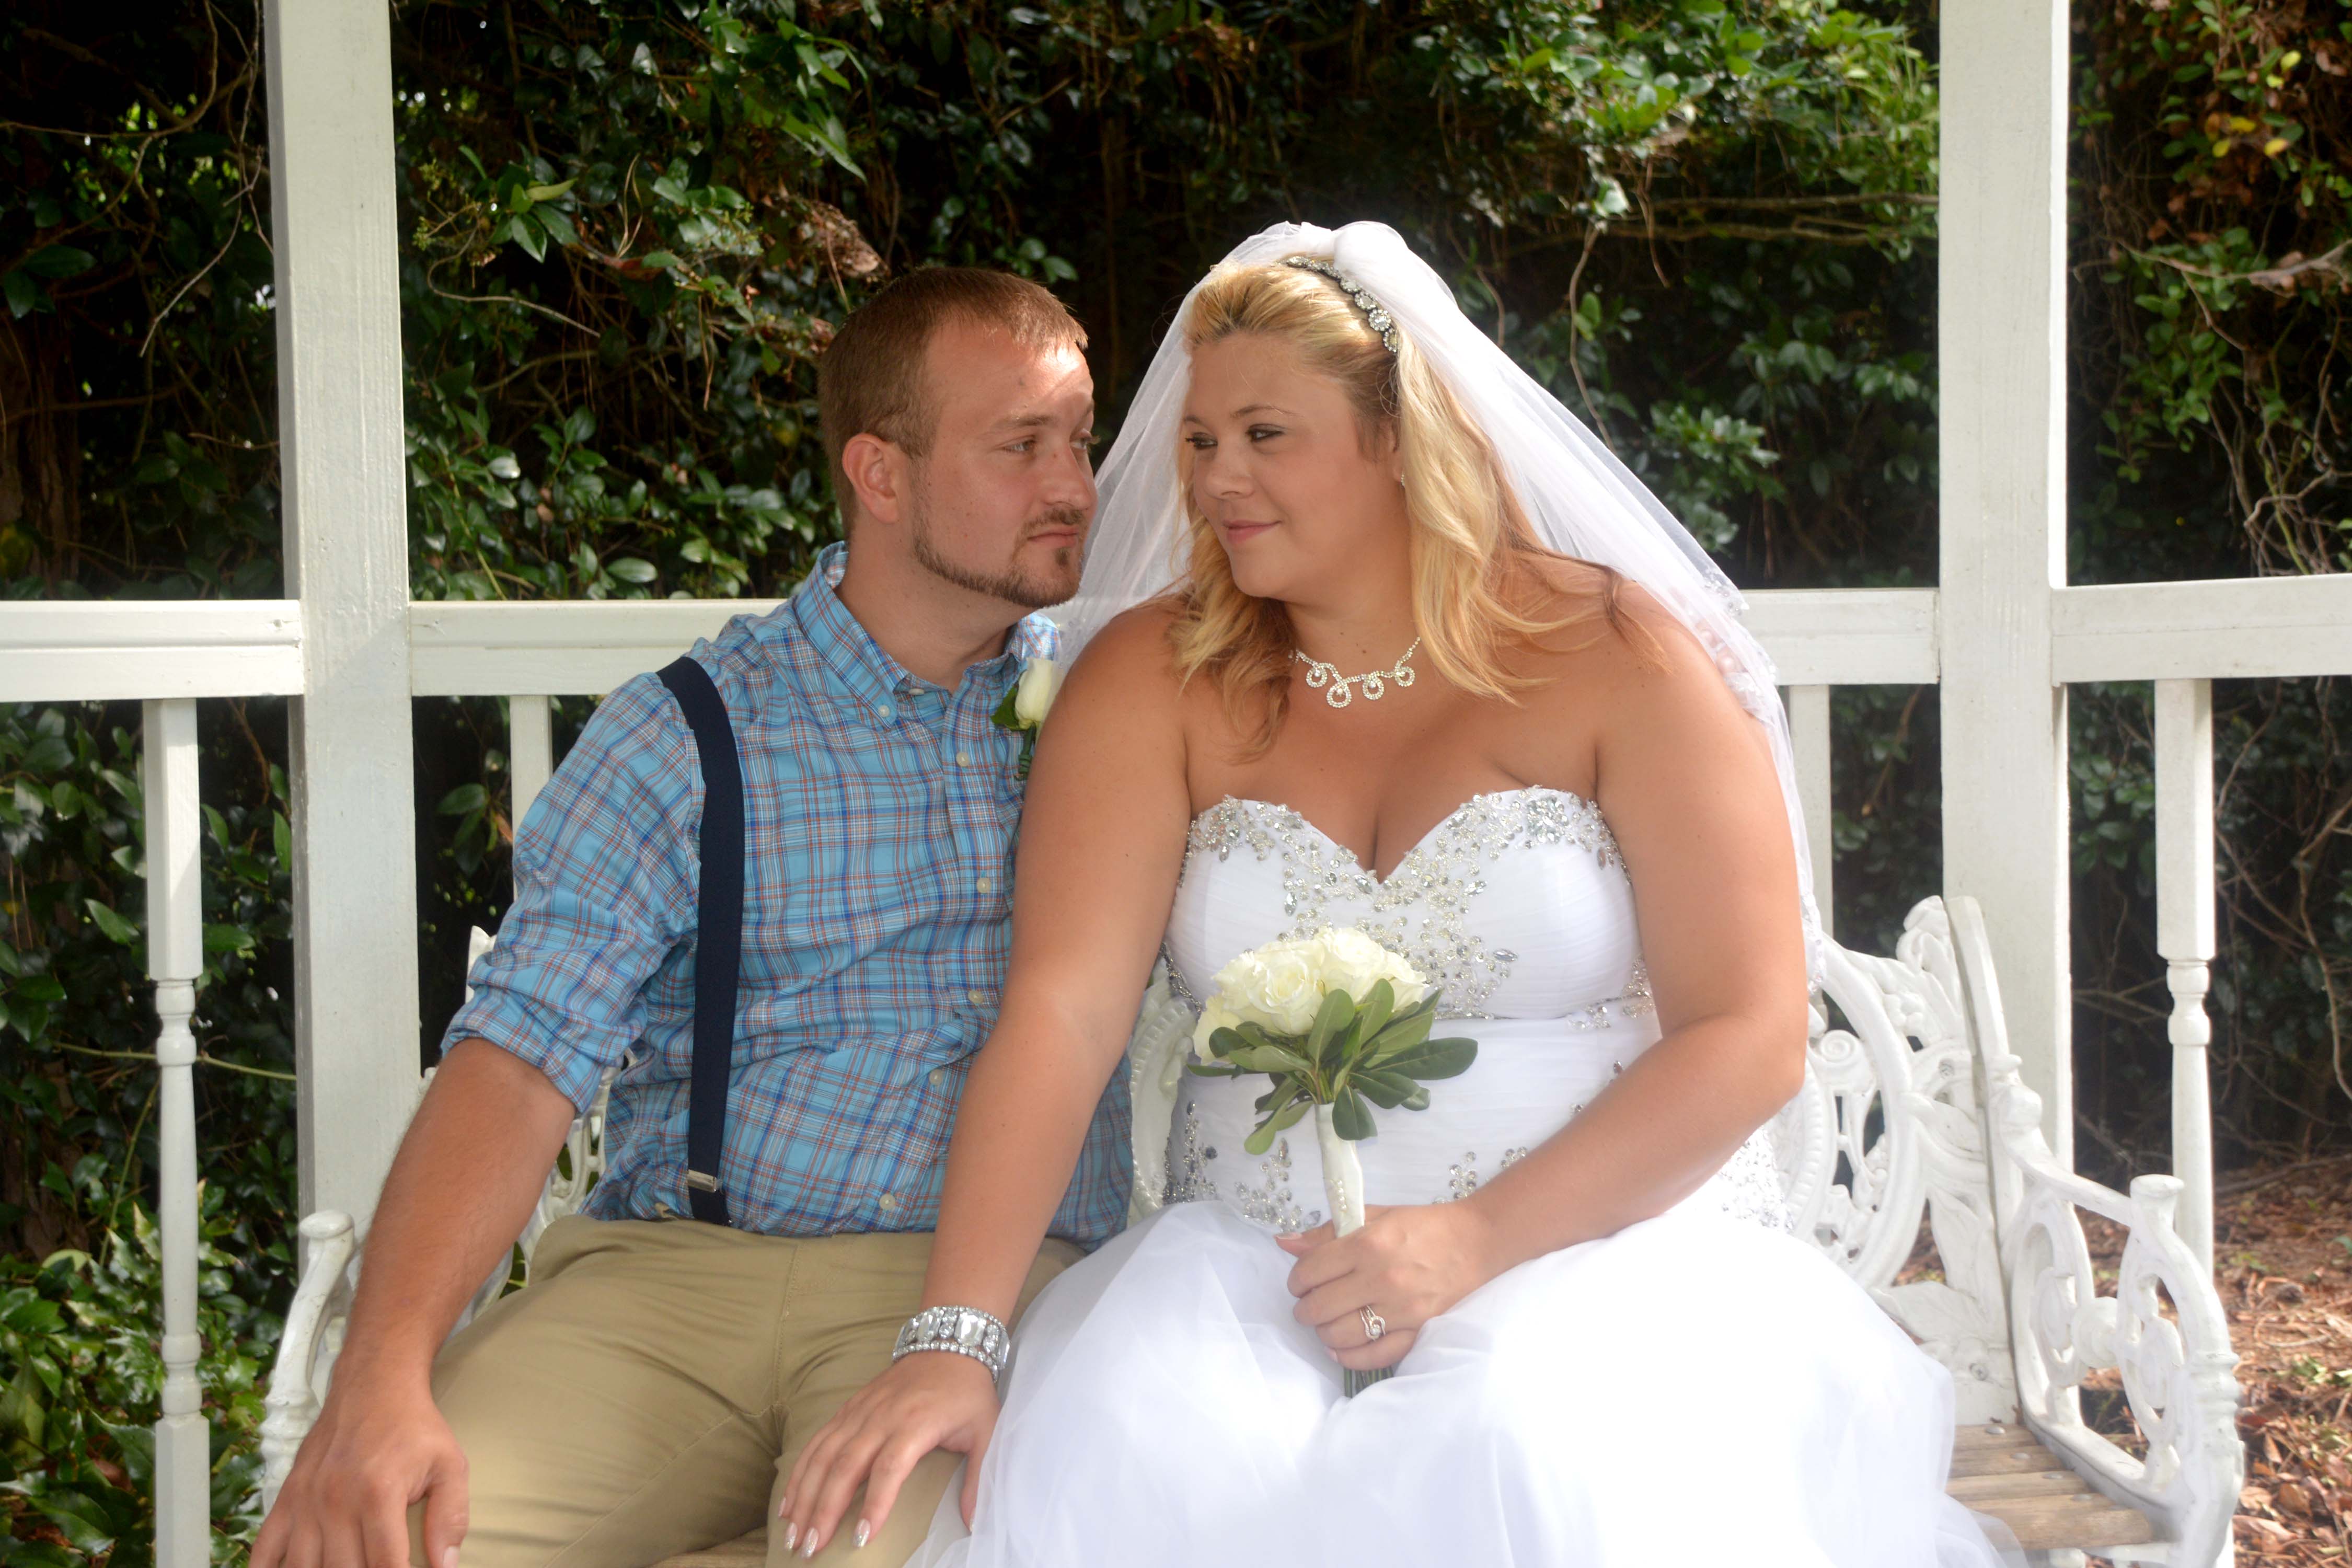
[
  {"xmin": 1012, "ymin": 657, "xmax": 1063, "ymax": 726},
  {"xmin": 1251, "ymin": 944, "xmax": 1325, "ymax": 1034},
  {"xmin": 1306, "ymin": 927, "xmax": 1428, "ymax": 1010},
  {"xmin": 1209, "ymin": 941, "xmax": 1323, "ymax": 1036},
  {"xmin": 1191, "ymin": 997, "xmax": 1242, "ymax": 1064}
]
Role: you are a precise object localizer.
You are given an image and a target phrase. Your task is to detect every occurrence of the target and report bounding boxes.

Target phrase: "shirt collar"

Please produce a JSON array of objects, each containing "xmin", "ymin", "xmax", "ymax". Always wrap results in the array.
[{"xmin": 789, "ymin": 543, "xmax": 1063, "ymax": 719}]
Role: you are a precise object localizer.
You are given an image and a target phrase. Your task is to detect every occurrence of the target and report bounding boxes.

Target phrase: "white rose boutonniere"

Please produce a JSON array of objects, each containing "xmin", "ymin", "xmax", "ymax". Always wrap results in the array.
[{"xmin": 991, "ymin": 656, "xmax": 1062, "ymax": 780}]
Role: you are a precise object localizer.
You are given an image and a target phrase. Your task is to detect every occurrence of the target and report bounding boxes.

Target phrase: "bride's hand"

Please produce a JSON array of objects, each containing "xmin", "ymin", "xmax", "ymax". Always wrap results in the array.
[
  {"xmin": 778, "ymin": 1351, "xmax": 999, "ymax": 1557},
  {"xmin": 1276, "ymin": 1202, "xmax": 1503, "ymax": 1371}
]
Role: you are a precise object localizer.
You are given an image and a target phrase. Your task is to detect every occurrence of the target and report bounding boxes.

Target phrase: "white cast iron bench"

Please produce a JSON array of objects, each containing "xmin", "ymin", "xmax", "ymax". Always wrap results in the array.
[{"xmin": 261, "ymin": 895, "xmax": 2244, "ymax": 1565}]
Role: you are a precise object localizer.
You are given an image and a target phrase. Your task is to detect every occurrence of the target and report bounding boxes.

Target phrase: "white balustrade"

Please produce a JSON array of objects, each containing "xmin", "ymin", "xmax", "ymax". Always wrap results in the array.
[
  {"xmin": 142, "ymin": 698, "xmax": 209, "ymax": 1568},
  {"xmin": 1786, "ymin": 683, "xmax": 1835, "ymax": 939},
  {"xmin": 510, "ymin": 696, "xmax": 556, "ymax": 829},
  {"xmin": 2155, "ymin": 678, "xmax": 2218, "ymax": 1274}
]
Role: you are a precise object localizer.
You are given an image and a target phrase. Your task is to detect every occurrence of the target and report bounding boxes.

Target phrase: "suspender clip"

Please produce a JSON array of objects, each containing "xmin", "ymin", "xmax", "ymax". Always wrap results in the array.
[{"xmin": 685, "ymin": 1169, "xmax": 722, "ymax": 1193}]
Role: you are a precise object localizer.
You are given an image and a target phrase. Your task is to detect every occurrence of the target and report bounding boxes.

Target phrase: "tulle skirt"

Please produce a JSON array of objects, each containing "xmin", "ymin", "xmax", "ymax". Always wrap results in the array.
[{"xmin": 910, "ymin": 1201, "xmax": 2022, "ymax": 1567}]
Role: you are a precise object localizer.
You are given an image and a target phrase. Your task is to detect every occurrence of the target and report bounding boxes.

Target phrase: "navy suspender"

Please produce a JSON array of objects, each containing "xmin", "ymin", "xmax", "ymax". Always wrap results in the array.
[{"xmin": 655, "ymin": 656, "xmax": 741, "ymax": 1228}]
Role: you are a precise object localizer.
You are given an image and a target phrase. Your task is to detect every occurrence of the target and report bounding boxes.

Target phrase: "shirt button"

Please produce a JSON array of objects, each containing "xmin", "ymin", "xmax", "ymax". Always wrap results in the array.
[
  {"xmin": 877, "ymin": 1193, "xmax": 900, "ymax": 1213},
  {"xmin": 927, "ymin": 1067, "xmax": 947, "ymax": 1089},
  {"xmin": 975, "ymin": 875, "xmax": 993, "ymax": 893},
  {"xmin": 967, "ymin": 988, "xmax": 989, "ymax": 1006},
  {"xmin": 955, "ymin": 750, "xmax": 971, "ymax": 766}
]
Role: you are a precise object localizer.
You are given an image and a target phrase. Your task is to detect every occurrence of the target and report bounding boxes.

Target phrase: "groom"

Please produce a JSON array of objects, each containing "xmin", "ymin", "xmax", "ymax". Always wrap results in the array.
[{"xmin": 251, "ymin": 267, "xmax": 1128, "ymax": 1568}]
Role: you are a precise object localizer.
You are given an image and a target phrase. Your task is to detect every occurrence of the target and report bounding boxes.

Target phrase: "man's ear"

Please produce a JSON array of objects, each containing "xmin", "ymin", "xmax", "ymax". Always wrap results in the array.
[{"xmin": 840, "ymin": 432, "xmax": 909, "ymax": 529}]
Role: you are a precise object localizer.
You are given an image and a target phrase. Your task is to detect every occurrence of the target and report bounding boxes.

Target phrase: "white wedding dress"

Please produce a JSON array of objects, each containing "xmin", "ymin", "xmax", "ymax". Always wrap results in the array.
[{"xmin": 911, "ymin": 787, "xmax": 2019, "ymax": 1567}]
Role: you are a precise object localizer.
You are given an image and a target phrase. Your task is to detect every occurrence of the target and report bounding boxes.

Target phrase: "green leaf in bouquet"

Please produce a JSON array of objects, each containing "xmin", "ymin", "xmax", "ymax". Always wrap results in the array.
[
  {"xmin": 1305, "ymin": 986, "xmax": 1355, "ymax": 1060},
  {"xmin": 1223, "ymin": 1041, "xmax": 1316, "ymax": 1076},
  {"xmin": 1352, "ymin": 978, "xmax": 1397, "ymax": 1052},
  {"xmin": 1351, "ymin": 1067, "xmax": 1424, "ymax": 1110},
  {"xmin": 1254, "ymin": 1077, "xmax": 1305, "ymax": 1117},
  {"xmin": 1184, "ymin": 1061, "xmax": 1243, "ymax": 1077},
  {"xmin": 1380, "ymin": 1036, "xmax": 1480, "ymax": 1080},
  {"xmin": 1331, "ymin": 1085, "xmax": 1376, "ymax": 1140},
  {"xmin": 1243, "ymin": 1091, "xmax": 1312, "ymax": 1154},
  {"xmin": 1204, "ymin": 1025, "xmax": 1252, "ymax": 1059},
  {"xmin": 1361, "ymin": 1001, "xmax": 1438, "ymax": 1065}
]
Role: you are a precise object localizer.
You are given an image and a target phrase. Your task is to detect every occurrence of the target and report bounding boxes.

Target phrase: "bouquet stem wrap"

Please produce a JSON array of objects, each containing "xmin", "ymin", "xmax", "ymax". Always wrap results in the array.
[{"xmin": 1314, "ymin": 1102, "xmax": 1367, "ymax": 1239}]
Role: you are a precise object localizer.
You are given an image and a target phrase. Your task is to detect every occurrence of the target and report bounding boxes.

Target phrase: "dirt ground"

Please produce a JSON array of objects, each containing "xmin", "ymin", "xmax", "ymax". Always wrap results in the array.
[
  {"xmin": 2204, "ymin": 1156, "xmax": 2352, "ymax": 1563},
  {"xmin": 2070, "ymin": 1154, "xmax": 2352, "ymax": 1564}
]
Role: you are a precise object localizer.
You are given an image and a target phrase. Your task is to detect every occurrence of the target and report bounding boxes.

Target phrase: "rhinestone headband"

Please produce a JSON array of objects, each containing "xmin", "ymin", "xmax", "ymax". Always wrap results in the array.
[{"xmin": 1283, "ymin": 255, "xmax": 1399, "ymax": 354}]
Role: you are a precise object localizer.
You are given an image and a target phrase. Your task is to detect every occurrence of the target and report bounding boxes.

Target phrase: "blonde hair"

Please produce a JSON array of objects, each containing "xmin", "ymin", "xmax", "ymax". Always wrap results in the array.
[{"xmin": 1168, "ymin": 261, "xmax": 1636, "ymax": 753}]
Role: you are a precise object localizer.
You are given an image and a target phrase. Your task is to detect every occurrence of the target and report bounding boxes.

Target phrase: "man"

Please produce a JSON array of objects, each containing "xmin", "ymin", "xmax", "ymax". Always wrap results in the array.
[{"xmin": 252, "ymin": 267, "xmax": 1127, "ymax": 1568}]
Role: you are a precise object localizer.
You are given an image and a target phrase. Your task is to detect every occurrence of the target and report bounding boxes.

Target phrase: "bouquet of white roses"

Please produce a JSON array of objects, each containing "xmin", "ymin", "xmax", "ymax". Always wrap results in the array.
[
  {"xmin": 1189, "ymin": 929, "xmax": 1476, "ymax": 1394},
  {"xmin": 1189, "ymin": 927, "xmax": 1477, "ymax": 1236}
]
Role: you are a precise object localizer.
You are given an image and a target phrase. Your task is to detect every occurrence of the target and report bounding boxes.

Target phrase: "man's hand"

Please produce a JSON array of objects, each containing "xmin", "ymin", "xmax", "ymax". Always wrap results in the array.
[
  {"xmin": 1275, "ymin": 1201, "xmax": 1505, "ymax": 1373},
  {"xmin": 778, "ymin": 1351, "xmax": 998, "ymax": 1559},
  {"xmin": 251, "ymin": 1366, "xmax": 468, "ymax": 1568}
]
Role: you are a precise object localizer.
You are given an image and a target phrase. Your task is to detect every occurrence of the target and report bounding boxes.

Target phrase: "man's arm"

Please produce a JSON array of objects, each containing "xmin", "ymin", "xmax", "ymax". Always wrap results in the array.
[
  {"xmin": 251, "ymin": 1039, "xmax": 578, "ymax": 1568},
  {"xmin": 779, "ymin": 607, "xmax": 1193, "ymax": 1557}
]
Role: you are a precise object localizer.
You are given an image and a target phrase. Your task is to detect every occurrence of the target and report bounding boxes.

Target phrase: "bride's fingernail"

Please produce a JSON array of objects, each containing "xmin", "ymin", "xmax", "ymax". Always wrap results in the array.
[
  {"xmin": 855, "ymin": 1519, "xmax": 871, "ymax": 1549},
  {"xmin": 777, "ymin": 1496, "xmax": 791, "ymax": 1520},
  {"xmin": 782, "ymin": 1523, "xmax": 798, "ymax": 1551}
]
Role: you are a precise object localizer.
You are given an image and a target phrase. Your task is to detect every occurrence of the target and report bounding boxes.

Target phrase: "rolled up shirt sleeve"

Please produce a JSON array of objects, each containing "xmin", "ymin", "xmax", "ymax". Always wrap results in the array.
[{"xmin": 442, "ymin": 673, "xmax": 700, "ymax": 1114}]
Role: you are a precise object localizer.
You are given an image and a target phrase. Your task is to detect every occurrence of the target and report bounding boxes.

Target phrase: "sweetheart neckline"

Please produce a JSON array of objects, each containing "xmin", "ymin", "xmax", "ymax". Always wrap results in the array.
[{"xmin": 1187, "ymin": 785, "xmax": 1604, "ymax": 889}]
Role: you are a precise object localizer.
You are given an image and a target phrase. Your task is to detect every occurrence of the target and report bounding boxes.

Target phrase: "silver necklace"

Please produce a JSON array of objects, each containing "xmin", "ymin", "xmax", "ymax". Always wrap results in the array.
[{"xmin": 1293, "ymin": 638, "xmax": 1421, "ymax": 709}]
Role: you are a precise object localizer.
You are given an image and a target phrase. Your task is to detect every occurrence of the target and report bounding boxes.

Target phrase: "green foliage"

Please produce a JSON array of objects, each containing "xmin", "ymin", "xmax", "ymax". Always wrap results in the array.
[{"xmin": 1, "ymin": 699, "xmax": 294, "ymax": 1560}]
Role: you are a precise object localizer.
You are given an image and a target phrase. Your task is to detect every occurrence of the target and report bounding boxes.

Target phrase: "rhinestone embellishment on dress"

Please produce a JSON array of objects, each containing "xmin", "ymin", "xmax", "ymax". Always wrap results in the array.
[{"xmin": 1180, "ymin": 788, "xmax": 1633, "ymax": 1017}]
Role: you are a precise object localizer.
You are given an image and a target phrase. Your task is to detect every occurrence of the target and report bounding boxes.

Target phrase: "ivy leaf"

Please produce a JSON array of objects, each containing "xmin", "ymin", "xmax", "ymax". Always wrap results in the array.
[
  {"xmin": 83, "ymin": 900, "xmax": 140, "ymax": 947},
  {"xmin": 438, "ymin": 783, "xmax": 488, "ymax": 815},
  {"xmin": 203, "ymin": 924, "xmax": 256, "ymax": 955}
]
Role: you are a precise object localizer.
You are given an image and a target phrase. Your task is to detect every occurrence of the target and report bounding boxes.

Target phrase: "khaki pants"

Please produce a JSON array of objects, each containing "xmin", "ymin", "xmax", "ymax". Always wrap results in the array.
[{"xmin": 411, "ymin": 1216, "xmax": 1080, "ymax": 1568}]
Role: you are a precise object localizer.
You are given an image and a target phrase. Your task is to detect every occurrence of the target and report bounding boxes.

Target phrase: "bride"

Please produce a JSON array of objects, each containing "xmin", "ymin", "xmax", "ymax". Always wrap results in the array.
[{"xmin": 779, "ymin": 222, "xmax": 2018, "ymax": 1566}]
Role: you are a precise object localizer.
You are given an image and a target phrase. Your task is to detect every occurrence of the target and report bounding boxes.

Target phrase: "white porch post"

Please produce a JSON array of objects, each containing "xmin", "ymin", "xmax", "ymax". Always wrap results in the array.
[
  {"xmin": 143, "ymin": 700, "xmax": 208, "ymax": 1568},
  {"xmin": 266, "ymin": 0, "xmax": 420, "ymax": 1226},
  {"xmin": 1938, "ymin": 0, "xmax": 2074, "ymax": 1163}
]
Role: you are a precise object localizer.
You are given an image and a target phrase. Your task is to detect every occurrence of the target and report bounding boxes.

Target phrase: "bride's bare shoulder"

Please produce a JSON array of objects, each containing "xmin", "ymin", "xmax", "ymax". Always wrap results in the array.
[
  {"xmin": 1056, "ymin": 596, "xmax": 1187, "ymax": 710},
  {"xmin": 1515, "ymin": 558, "xmax": 1745, "ymax": 720}
]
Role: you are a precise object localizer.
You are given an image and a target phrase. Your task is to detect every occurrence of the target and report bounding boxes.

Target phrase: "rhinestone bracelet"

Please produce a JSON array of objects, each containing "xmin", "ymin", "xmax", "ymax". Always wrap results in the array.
[{"xmin": 892, "ymin": 1304, "xmax": 1011, "ymax": 1382}]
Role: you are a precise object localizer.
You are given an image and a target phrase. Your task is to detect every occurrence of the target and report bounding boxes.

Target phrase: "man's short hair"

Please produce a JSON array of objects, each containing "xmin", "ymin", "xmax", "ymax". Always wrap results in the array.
[{"xmin": 817, "ymin": 267, "xmax": 1088, "ymax": 531}]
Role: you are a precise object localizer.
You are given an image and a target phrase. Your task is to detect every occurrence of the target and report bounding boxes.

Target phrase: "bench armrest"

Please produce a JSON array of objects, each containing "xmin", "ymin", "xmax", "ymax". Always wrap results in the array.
[
  {"xmin": 258, "ymin": 1212, "xmax": 360, "ymax": 1514},
  {"xmin": 1952, "ymin": 899, "xmax": 2243, "ymax": 1565}
]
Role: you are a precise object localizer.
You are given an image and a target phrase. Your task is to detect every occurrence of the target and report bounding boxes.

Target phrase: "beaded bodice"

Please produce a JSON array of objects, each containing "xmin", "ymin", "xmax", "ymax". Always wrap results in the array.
[
  {"xmin": 1157, "ymin": 787, "xmax": 1790, "ymax": 1233},
  {"xmin": 1167, "ymin": 788, "xmax": 1651, "ymax": 1024}
]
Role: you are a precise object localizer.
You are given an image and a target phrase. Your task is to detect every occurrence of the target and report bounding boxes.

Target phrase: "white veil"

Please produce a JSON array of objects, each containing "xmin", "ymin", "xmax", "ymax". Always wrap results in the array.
[{"xmin": 1055, "ymin": 220, "xmax": 1820, "ymax": 966}]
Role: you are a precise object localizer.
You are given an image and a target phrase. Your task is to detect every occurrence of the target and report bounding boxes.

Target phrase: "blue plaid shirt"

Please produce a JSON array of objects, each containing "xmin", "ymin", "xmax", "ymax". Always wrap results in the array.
[{"xmin": 445, "ymin": 544, "xmax": 1132, "ymax": 1247}]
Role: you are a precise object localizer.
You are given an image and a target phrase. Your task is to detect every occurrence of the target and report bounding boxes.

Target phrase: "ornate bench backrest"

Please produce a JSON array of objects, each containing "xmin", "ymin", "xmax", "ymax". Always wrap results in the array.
[{"xmin": 1779, "ymin": 897, "xmax": 2017, "ymax": 1422}]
